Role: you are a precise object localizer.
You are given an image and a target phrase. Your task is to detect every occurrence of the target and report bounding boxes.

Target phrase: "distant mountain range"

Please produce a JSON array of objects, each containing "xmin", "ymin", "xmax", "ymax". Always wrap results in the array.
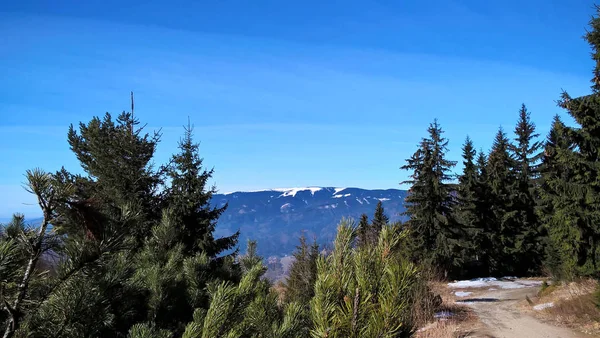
[
  {"xmin": 212, "ymin": 187, "xmax": 408, "ymax": 257},
  {"xmin": 1, "ymin": 187, "xmax": 409, "ymax": 259}
]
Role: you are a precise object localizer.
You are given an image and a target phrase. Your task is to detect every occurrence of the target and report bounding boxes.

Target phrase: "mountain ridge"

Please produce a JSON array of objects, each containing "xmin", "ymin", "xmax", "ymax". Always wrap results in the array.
[{"xmin": 212, "ymin": 187, "xmax": 408, "ymax": 257}]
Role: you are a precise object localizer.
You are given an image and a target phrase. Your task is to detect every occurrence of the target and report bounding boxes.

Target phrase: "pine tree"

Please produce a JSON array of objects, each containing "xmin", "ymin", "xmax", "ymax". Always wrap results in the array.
[
  {"xmin": 65, "ymin": 111, "xmax": 162, "ymax": 247},
  {"xmin": 401, "ymin": 119, "xmax": 462, "ymax": 277},
  {"xmin": 284, "ymin": 234, "xmax": 319, "ymax": 306},
  {"xmin": 309, "ymin": 218, "xmax": 421, "ymax": 338},
  {"xmin": 507, "ymin": 104, "xmax": 544, "ymax": 275},
  {"xmin": 177, "ymin": 242, "xmax": 307, "ymax": 338}
]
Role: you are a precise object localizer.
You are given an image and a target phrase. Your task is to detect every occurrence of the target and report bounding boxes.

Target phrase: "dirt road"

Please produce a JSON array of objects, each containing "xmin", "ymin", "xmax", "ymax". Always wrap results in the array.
[{"xmin": 461, "ymin": 284, "xmax": 590, "ymax": 338}]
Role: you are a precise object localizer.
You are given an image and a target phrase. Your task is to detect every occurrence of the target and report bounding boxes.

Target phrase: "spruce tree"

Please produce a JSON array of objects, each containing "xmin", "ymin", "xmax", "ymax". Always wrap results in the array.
[
  {"xmin": 401, "ymin": 119, "xmax": 462, "ymax": 277},
  {"xmin": 539, "ymin": 116, "xmax": 578, "ymax": 278},
  {"xmin": 284, "ymin": 234, "xmax": 319, "ymax": 306},
  {"xmin": 356, "ymin": 214, "xmax": 370, "ymax": 248},
  {"xmin": 507, "ymin": 104, "xmax": 544, "ymax": 275},
  {"xmin": 454, "ymin": 137, "xmax": 479, "ymax": 274},
  {"xmin": 371, "ymin": 201, "xmax": 389, "ymax": 240},
  {"xmin": 128, "ymin": 124, "xmax": 241, "ymax": 335},
  {"xmin": 473, "ymin": 150, "xmax": 496, "ymax": 276},
  {"xmin": 487, "ymin": 128, "xmax": 517, "ymax": 275},
  {"xmin": 540, "ymin": 8, "xmax": 600, "ymax": 278},
  {"xmin": 161, "ymin": 123, "xmax": 239, "ymax": 259}
]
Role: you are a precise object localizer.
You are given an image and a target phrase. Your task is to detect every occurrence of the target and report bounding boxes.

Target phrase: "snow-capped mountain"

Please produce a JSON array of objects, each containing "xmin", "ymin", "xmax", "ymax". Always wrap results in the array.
[{"xmin": 212, "ymin": 187, "xmax": 408, "ymax": 257}]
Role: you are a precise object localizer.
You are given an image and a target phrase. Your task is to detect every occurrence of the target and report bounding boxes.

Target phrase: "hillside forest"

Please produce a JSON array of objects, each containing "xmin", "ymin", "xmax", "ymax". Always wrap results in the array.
[{"xmin": 3, "ymin": 6, "xmax": 600, "ymax": 338}]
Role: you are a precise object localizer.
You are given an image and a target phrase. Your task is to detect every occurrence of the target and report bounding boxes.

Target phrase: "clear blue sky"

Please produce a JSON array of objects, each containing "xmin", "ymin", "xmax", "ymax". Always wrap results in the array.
[{"xmin": 0, "ymin": 0, "xmax": 596, "ymax": 218}]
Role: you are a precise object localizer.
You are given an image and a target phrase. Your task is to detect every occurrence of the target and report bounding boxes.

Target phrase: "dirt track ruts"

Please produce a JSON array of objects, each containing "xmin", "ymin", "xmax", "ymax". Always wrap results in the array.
[{"xmin": 462, "ymin": 284, "xmax": 590, "ymax": 338}]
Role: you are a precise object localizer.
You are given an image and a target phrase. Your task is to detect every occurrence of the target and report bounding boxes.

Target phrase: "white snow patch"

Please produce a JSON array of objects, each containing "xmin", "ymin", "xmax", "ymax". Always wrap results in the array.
[
  {"xmin": 377, "ymin": 198, "xmax": 391, "ymax": 201},
  {"xmin": 454, "ymin": 291, "xmax": 473, "ymax": 297},
  {"xmin": 363, "ymin": 198, "xmax": 370, "ymax": 204},
  {"xmin": 224, "ymin": 187, "xmax": 323, "ymax": 196},
  {"xmin": 333, "ymin": 193, "xmax": 351, "ymax": 198},
  {"xmin": 356, "ymin": 198, "xmax": 363, "ymax": 205},
  {"xmin": 334, "ymin": 187, "xmax": 347, "ymax": 194},
  {"xmin": 274, "ymin": 187, "xmax": 323, "ymax": 197},
  {"xmin": 533, "ymin": 302, "xmax": 554, "ymax": 311},
  {"xmin": 280, "ymin": 203, "xmax": 292, "ymax": 212},
  {"xmin": 344, "ymin": 201, "xmax": 349, "ymax": 207},
  {"xmin": 517, "ymin": 280, "xmax": 544, "ymax": 286},
  {"xmin": 448, "ymin": 277, "xmax": 542, "ymax": 290},
  {"xmin": 434, "ymin": 311, "xmax": 453, "ymax": 319}
]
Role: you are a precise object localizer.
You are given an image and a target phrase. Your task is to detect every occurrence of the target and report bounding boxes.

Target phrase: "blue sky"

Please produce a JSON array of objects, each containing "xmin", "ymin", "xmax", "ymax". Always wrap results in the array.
[{"xmin": 0, "ymin": 0, "xmax": 596, "ymax": 218}]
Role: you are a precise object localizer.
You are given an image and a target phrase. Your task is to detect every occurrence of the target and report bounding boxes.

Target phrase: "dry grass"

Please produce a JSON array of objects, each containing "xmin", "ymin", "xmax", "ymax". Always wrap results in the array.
[
  {"xmin": 413, "ymin": 271, "xmax": 482, "ymax": 338},
  {"xmin": 413, "ymin": 302, "xmax": 481, "ymax": 338},
  {"xmin": 523, "ymin": 278, "xmax": 600, "ymax": 336}
]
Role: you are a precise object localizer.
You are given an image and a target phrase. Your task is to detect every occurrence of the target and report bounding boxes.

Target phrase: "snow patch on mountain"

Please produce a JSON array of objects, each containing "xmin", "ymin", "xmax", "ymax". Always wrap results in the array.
[
  {"xmin": 356, "ymin": 198, "xmax": 363, "ymax": 205},
  {"xmin": 334, "ymin": 187, "xmax": 347, "ymax": 194},
  {"xmin": 333, "ymin": 193, "xmax": 351, "ymax": 198},
  {"xmin": 225, "ymin": 187, "xmax": 323, "ymax": 196},
  {"xmin": 280, "ymin": 203, "xmax": 292, "ymax": 212},
  {"xmin": 274, "ymin": 187, "xmax": 323, "ymax": 197},
  {"xmin": 321, "ymin": 204, "xmax": 338, "ymax": 209},
  {"xmin": 377, "ymin": 198, "xmax": 391, "ymax": 201}
]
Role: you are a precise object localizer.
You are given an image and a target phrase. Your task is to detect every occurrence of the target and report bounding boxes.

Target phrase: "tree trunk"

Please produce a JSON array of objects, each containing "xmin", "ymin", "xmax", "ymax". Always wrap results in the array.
[{"xmin": 3, "ymin": 215, "xmax": 49, "ymax": 338}]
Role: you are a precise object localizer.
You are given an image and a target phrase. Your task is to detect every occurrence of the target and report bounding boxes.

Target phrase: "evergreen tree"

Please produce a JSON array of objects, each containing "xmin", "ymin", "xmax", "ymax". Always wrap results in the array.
[
  {"xmin": 472, "ymin": 150, "xmax": 497, "ymax": 276},
  {"xmin": 539, "ymin": 116, "xmax": 578, "ymax": 278},
  {"xmin": 371, "ymin": 201, "xmax": 389, "ymax": 239},
  {"xmin": 174, "ymin": 242, "xmax": 307, "ymax": 338},
  {"xmin": 309, "ymin": 218, "xmax": 421, "ymax": 338},
  {"xmin": 128, "ymin": 124, "xmax": 241, "ymax": 335},
  {"xmin": 356, "ymin": 214, "xmax": 370, "ymax": 248},
  {"xmin": 487, "ymin": 128, "xmax": 517, "ymax": 275},
  {"xmin": 507, "ymin": 104, "xmax": 544, "ymax": 275},
  {"xmin": 162, "ymin": 123, "xmax": 239, "ymax": 259},
  {"xmin": 454, "ymin": 137, "xmax": 479, "ymax": 274},
  {"xmin": 65, "ymin": 111, "xmax": 162, "ymax": 247},
  {"xmin": 540, "ymin": 8, "xmax": 600, "ymax": 279},
  {"xmin": 401, "ymin": 119, "xmax": 462, "ymax": 277},
  {"xmin": 284, "ymin": 234, "xmax": 319, "ymax": 306}
]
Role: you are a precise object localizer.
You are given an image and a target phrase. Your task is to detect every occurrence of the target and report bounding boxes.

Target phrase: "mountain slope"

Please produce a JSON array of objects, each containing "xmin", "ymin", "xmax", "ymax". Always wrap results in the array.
[{"xmin": 212, "ymin": 187, "xmax": 408, "ymax": 257}]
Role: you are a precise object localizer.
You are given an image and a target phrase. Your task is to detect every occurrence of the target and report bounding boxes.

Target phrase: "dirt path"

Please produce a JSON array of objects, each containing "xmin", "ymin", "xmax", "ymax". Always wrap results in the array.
[{"xmin": 461, "ymin": 284, "xmax": 590, "ymax": 338}]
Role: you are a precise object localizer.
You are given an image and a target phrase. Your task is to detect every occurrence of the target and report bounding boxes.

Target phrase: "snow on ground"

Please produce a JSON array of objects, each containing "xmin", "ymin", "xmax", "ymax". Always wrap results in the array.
[
  {"xmin": 377, "ymin": 198, "xmax": 391, "ymax": 201},
  {"xmin": 448, "ymin": 277, "xmax": 543, "ymax": 290},
  {"xmin": 434, "ymin": 311, "xmax": 453, "ymax": 319},
  {"xmin": 333, "ymin": 193, "xmax": 351, "ymax": 198},
  {"xmin": 455, "ymin": 291, "xmax": 473, "ymax": 297},
  {"xmin": 517, "ymin": 280, "xmax": 544, "ymax": 286},
  {"xmin": 533, "ymin": 302, "xmax": 554, "ymax": 311}
]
